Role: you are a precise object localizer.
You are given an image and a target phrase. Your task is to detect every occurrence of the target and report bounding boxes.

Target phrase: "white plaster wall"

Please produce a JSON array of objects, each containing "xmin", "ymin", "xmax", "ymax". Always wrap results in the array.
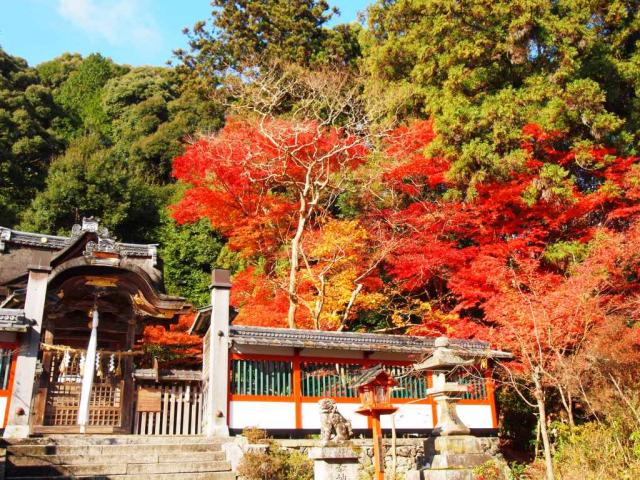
[
  {"xmin": 456, "ymin": 404, "xmax": 494, "ymax": 428},
  {"xmin": 303, "ymin": 402, "xmax": 434, "ymax": 430},
  {"xmin": 229, "ymin": 401, "xmax": 296, "ymax": 429},
  {"xmin": 381, "ymin": 404, "xmax": 434, "ymax": 429},
  {"xmin": 0, "ymin": 397, "xmax": 7, "ymax": 427},
  {"xmin": 301, "ymin": 402, "xmax": 369, "ymax": 429}
]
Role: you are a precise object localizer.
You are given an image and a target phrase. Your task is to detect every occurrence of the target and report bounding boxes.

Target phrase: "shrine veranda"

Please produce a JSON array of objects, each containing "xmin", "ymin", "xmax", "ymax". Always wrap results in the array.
[{"xmin": 0, "ymin": 220, "xmax": 510, "ymax": 438}]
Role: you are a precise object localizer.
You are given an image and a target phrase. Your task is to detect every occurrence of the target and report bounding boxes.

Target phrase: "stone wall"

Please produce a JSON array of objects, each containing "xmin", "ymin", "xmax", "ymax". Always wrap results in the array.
[
  {"xmin": 228, "ymin": 436, "xmax": 501, "ymax": 479},
  {"xmin": 278, "ymin": 438, "xmax": 426, "ymax": 478}
]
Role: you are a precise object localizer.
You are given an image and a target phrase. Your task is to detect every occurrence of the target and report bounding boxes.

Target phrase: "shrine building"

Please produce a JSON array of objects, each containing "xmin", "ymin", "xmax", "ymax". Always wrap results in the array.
[{"xmin": 0, "ymin": 220, "xmax": 510, "ymax": 439}]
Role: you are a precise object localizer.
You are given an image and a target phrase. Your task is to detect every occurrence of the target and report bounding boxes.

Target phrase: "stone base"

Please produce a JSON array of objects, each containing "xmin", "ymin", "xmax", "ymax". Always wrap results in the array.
[
  {"xmin": 2, "ymin": 425, "xmax": 29, "ymax": 439},
  {"xmin": 309, "ymin": 445, "xmax": 360, "ymax": 480},
  {"xmin": 205, "ymin": 424, "xmax": 230, "ymax": 437},
  {"xmin": 406, "ymin": 435, "xmax": 504, "ymax": 480},
  {"xmin": 406, "ymin": 469, "xmax": 476, "ymax": 480}
]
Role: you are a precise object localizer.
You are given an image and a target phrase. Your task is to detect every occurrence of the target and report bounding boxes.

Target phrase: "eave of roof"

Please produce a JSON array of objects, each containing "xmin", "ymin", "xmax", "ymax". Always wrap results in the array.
[
  {"xmin": 0, "ymin": 308, "xmax": 30, "ymax": 332},
  {"xmin": 229, "ymin": 324, "xmax": 512, "ymax": 358},
  {"xmin": 0, "ymin": 226, "xmax": 157, "ymax": 258},
  {"xmin": 189, "ymin": 306, "xmax": 212, "ymax": 335}
]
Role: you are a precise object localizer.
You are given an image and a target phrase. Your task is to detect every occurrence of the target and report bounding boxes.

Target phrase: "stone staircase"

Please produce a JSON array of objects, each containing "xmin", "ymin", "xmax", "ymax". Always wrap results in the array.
[{"xmin": 3, "ymin": 435, "xmax": 237, "ymax": 480}]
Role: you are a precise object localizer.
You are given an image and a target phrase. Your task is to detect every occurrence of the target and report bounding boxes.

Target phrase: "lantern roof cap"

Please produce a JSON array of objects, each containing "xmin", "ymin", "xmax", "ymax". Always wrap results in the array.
[
  {"xmin": 414, "ymin": 336, "xmax": 475, "ymax": 371},
  {"xmin": 350, "ymin": 365, "xmax": 397, "ymax": 389}
]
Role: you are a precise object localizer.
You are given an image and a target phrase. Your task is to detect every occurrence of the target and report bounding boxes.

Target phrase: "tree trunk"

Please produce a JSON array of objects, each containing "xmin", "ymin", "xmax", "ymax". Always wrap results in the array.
[
  {"xmin": 533, "ymin": 372, "xmax": 555, "ymax": 480},
  {"xmin": 338, "ymin": 283, "xmax": 363, "ymax": 331},
  {"xmin": 557, "ymin": 385, "xmax": 575, "ymax": 427},
  {"xmin": 287, "ymin": 194, "xmax": 309, "ymax": 329}
]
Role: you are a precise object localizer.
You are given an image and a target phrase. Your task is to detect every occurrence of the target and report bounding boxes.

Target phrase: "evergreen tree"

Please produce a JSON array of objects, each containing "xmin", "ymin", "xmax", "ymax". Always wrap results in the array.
[
  {"xmin": 0, "ymin": 48, "xmax": 63, "ymax": 225},
  {"xmin": 174, "ymin": 0, "xmax": 361, "ymax": 85},
  {"xmin": 363, "ymin": 0, "xmax": 640, "ymax": 193}
]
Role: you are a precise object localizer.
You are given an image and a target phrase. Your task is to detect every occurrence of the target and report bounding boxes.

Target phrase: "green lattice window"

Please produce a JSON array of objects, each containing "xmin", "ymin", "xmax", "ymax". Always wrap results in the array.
[
  {"xmin": 230, "ymin": 359, "xmax": 292, "ymax": 396},
  {"xmin": 448, "ymin": 370, "xmax": 487, "ymax": 400},
  {"xmin": 0, "ymin": 348, "xmax": 12, "ymax": 390},
  {"xmin": 386, "ymin": 365, "xmax": 428, "ymax": 399},
  {"xmin": 301, "ymin": 362, "xmax": 361, "ymax": 398}
]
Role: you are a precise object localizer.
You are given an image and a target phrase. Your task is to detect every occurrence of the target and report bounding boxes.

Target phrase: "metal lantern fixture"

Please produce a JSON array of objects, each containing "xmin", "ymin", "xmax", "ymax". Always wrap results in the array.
[{"xmin": 352, "ymin": 366, "xmax": 398, "ymax": 480}]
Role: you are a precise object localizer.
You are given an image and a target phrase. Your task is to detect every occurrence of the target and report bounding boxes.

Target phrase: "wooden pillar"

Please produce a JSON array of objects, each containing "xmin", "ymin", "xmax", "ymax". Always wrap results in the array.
[
  {"xmin": 428, "ymin": 372, "xmax": 438, "ymax": 427},
  {"xmin": 4, "ymin": 266, "xmax": 50, "ymax": 438},
  {"xmin": 486, "ymin": 371, "xmax": 498, "ymax": 429},
  {"xmin": 293, "ymin": 351, "xmax": 302, "ymax": 429},
  {"xmin": 33, "ymin": 326, "xmax": 54, "ymax": 427},
  {"xmin": 371, "ymin": 413, "xmax": 385, "ymax": 480},
  {"xmin": 121, "ymin": 318, "xmax": 137, "ymax": 433}
]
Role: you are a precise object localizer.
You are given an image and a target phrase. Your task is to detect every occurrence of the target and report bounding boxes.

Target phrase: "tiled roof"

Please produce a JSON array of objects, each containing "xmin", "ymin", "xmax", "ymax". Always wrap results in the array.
[
  {"xmin": 0, "ymin": 226, "xmax": 156, "ymax": 258},
  {"xmin": 229, "ymin": 325, "xmax": 511, "ymax": 358},
  {"xmin": 0, "ymin": 308, "xmax": 30, "ymax": 332}
]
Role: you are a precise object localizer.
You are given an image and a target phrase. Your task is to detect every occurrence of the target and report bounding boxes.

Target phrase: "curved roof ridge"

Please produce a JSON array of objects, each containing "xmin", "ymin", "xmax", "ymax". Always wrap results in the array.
[{"xmin": 0, "ymin": 225, "xmax": 156, "ymax": 257}]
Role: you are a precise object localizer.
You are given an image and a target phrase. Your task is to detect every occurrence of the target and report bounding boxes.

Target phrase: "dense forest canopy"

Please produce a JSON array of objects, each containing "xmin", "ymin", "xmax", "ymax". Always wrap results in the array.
[{"xmin": 3, "ymin": 1, "xmax": 640, "ymax": 476}]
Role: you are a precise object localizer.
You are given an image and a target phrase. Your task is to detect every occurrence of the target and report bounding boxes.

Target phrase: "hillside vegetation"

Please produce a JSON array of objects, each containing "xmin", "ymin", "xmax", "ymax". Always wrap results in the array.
[{"xmin": 3, "ymin": 1, "xmax": 640, "ymax": 477}]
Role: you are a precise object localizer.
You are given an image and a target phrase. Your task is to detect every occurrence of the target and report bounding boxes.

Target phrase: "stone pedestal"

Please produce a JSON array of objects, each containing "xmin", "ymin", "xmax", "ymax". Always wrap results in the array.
[
  {"xmin": 432, "ymin": 395, "xmax": 470, "ymax": 437},
  {"xmin": 406, "ymin": 436, "xmax": 502, "ymax": 480},
  {"xmin": 308, "ymin": 446, "xmax": 360, "ymax": 480}
]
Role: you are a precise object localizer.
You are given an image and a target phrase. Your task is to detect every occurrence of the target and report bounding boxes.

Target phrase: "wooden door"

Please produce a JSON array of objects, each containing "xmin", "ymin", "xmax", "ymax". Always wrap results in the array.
[{"xmin": 40, "ymin": 353, "xmax": 125, "ymax": 431}]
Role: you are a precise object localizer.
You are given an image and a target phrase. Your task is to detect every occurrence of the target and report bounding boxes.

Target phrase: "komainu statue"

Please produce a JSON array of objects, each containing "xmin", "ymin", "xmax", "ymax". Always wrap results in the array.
[{"xmin": 319, "ymin": 398, "xmax": 353, "ymax": 444}]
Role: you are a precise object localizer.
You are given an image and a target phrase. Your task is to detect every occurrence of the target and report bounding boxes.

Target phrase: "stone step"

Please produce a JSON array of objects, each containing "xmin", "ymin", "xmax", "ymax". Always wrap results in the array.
[
  {"xmin": 7, "ymin": 442, "xmax": 222, "ymax": 456},
  {"xmin": 5, "ymin": 436, "xmax": 236, "ymax": 480},
  {"xmin": 6, "ymin": 473, "xmax": 237, "ymax": 480},
  {"xmin": 9, "ymin": 451, "xmax": 227, "ymax": 467},
  {"xmin": 6, "ymin": 435, "xmax": 223, "ymax": 446},
  {"xmin": 8, "ymin": 461, "xmax": 232, "ymax": 477}
]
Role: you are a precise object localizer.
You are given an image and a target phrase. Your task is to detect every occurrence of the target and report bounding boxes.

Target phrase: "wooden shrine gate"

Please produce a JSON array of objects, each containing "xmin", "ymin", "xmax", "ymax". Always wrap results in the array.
[
  {"xmin": 34, "ymin": 351, "xmax": 132, "ymax": 433},
  {"xmin": 34, "ymin": 349, "xmax": 204, "ymax": 435}
]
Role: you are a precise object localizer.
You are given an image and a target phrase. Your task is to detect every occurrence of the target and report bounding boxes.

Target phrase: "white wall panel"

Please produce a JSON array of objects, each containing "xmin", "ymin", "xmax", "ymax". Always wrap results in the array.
[
  {"xmin": 381, "ymin": 404, "xmax": 434, "ymax": 429},
  {"xmin": 0, "ymin": 397, "xmax": 7, "ymax": 427},
  {"xmin": 455, "ymin": 404, "xmax": 494, "ymax": 428},
  {"xmin": 301, "ymin": 402, "xmax": 369, "ymax": 429},
  {"xmin": 229, "ymin": 401, "xmax": 296, "ymax": 429}
]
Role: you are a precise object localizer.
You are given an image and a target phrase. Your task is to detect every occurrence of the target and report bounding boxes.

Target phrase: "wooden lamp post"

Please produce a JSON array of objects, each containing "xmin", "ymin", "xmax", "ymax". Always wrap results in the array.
[{"xmin": 353, "ymin": 366, "xmax": 398, "ymax": 480}]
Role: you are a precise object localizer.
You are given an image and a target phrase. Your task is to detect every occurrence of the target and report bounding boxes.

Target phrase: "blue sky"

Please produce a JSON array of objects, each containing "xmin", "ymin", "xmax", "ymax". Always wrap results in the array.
[{"xmin": 0, "ymin": 0, "xmax": 372, "ymax": 67}]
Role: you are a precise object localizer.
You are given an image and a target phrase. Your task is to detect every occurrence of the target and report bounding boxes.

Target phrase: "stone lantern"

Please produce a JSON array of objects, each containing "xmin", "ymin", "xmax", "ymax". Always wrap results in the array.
[
  {"xmin": 413, "ymin": 336, "xmax": 473, "ymax": 436},
  {"xmin": 352, "ymin": 366, "xmax": 398, "ymax": 480},
  {"xmin": 407, "ymin": 337, "xmax": 501, "ymax": 480}
]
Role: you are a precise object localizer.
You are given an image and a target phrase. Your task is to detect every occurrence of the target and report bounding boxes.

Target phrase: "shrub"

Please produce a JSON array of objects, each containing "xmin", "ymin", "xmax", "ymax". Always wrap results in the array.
[
  {"xmin": 553, "ymin": 421, "xmax": 640, "ymax": 480},
  {"xmin": 242, "ymin": 426, "xmax": 268, "ymax": 444},
  {"xmin": 237, "ymin": 439, "xmax": 313, "ymax": 480},
  {"xmin": 473, "ymin": 460, "xmax": 507, "ymax": 480},
  {"xmin": 237, "ymin": 450, "xmax": 283, "ymax": 480}
]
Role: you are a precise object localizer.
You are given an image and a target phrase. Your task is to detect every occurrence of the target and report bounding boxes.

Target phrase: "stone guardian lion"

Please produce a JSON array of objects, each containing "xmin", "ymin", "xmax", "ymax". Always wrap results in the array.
[{"xmin": 318, "ymin": 398, "xmax": 353, "ymax": 444}]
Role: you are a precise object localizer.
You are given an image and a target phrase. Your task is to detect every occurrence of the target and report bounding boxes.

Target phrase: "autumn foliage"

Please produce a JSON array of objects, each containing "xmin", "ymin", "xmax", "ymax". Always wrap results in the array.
[
  {"xmin": 172, "ymin": 118, "xmax": 366, "ymax": 258},
  {"xmin": 141, "ymin": 312, "xmax": 202, "ymax": 367},
  {"xmin": 172, "ymin": 117, "xmax": 384, "ymax": 329},
  {"xmin": 172, "ymin": 116, "xmax": 640, "ymax": 381},
  {"xmin": 171, "ymin": 116, "xmax": 640, "ymax": 475}
]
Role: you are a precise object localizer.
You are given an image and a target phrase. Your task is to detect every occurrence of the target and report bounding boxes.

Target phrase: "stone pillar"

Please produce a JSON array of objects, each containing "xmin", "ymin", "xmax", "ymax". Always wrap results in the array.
[
  {"xmin": 204, "ymin": 269, "xmax": 231, "ymax": 437},
  {"xmin": 308, "ymin": 446, "xmax": 360, "ymax": 480},
  {"xmin": 4, "ymin": 266, "xmax": 50, "ymax": 438}
]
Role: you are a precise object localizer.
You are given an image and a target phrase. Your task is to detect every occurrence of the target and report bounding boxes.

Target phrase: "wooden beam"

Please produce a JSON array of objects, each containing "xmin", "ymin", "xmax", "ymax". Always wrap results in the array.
[{"xmin": 54, "ymin": 326, "xmax": 128, "ymax": 334}]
